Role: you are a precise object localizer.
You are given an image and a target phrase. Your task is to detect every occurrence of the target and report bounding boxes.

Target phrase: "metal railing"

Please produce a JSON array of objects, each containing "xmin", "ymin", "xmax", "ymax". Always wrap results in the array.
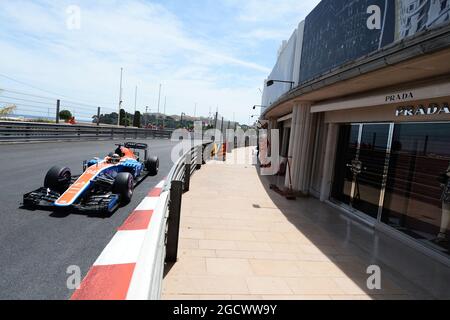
[
  {"xmin": 164, "ymin": 143, "xmax": 211, "ymax": 264},
  {"xmin": 127, "ymin": 142, "xmax": 213, "ymax": 300},
  {"xmin": 0, "ymin": 121, "xmax": 174, "ymax": 142}
]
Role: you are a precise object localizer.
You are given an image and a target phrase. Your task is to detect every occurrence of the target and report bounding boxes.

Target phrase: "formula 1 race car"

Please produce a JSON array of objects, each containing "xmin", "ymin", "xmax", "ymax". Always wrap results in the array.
[{"xmin": 23, "ymin": 142, "xmax": 159, "ymax": 214}]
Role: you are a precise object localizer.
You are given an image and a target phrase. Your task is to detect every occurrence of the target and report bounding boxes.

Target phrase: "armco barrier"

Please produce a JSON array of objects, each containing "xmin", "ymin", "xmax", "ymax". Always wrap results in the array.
[
  {"xmin": 0, "ymin": 121, "xmax": 174, "ymax": 143},
  {"xmin": 71, "ymin": 142, "xmax": 212, "ymax": 300}
]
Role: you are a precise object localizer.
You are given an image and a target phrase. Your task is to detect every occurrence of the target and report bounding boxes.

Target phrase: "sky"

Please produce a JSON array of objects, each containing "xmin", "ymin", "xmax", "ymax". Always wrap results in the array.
[{"xmin": 0, "ymin": 0, "xmax": 320, "ymax": 124}]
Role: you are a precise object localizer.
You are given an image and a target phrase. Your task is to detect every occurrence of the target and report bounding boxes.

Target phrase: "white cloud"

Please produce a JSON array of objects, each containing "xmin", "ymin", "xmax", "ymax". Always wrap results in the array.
[{"xmin": 0, "ymin": 0, "xmax": 319, "ymax": 123}]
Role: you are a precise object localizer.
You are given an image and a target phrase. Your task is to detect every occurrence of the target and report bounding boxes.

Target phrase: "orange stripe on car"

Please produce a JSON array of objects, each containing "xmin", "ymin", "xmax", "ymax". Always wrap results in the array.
[{"xmin": 55, "ymin": 161, "xmax": 114, "ymax": 206}]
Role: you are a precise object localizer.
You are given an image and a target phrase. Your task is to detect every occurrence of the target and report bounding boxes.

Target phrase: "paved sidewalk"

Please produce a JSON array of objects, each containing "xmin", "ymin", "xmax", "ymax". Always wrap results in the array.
[{"xmin": 162, "ymin": 148, "xmax": 443, "ymax": 300}]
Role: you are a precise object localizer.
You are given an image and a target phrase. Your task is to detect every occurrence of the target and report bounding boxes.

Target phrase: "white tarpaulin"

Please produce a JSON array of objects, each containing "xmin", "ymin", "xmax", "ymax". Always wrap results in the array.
[{"xmin": 261, "ymin": 29, "xmax": 298, "ymax": 111}]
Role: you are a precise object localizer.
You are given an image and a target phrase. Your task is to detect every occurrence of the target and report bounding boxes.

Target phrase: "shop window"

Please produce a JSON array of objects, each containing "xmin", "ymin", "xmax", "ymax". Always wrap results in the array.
[{"xmin": 382, "ymin": 123, "xmax": 450, "ymax": 255}]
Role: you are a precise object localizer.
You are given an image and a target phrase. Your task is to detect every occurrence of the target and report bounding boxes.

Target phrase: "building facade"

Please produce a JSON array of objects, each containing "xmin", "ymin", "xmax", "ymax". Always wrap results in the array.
[
  {"xmin": 261, "ymin": 0, "xmax": 450, "ymax": 268},
  {"xmin": 397, "ymin": 0, "xmax": 450, "ymax": 39}
]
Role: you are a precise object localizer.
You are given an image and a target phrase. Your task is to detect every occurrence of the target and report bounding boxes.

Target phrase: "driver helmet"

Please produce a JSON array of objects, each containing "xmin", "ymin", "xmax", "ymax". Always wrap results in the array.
[{"xmin": 110, "ymin": 153, "xmax": 121, "ymax": 164}]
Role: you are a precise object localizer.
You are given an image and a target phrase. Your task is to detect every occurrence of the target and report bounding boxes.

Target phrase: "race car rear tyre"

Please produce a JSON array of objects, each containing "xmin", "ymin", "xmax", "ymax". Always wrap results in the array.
[
  {"xmin": 145, "ymin": 156, "xmax": 159, "ymax": 176},
  {"xmin": 113, "ymin": 172, "xmax": 134, "ymax": 204},
  {"xmin": 44, "ymin": 166, "xmax": 72, "ymax": 193}
]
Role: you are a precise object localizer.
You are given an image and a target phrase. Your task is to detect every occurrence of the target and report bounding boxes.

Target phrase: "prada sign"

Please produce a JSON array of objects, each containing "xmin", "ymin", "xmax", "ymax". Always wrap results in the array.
[
  {"xmin": 396, "ymin": 103, "xmax": 450, "ymax": 117},
  {"xmin": 386, "ymin": 92, "xmax": 414, "ymax": 103}
]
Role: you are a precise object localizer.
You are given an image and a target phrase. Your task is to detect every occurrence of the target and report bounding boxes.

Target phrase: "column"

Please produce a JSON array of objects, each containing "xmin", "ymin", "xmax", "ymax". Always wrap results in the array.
[
  {"xmin": 320, "ymin": 123, "xmax": 338, "ymax": 202},
  {"xmin": 285, "ymin": 106, "xmax": 299, "ymax": 189},
  {"xmin": 267, "ymin": 118, "xmax": 278, "ymax": 158},
  {"xmin": 284, "ymin": 101, "xmax": 314, "ymax": 193}
]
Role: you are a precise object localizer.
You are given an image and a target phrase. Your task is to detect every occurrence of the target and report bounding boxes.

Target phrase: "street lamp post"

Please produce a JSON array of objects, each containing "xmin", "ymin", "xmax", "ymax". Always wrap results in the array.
[
  {"xmin": 266, "ymin": 79, "xmax": 295, "ymax": 90},
  {"xmin": 249, "ymin": 114, "xmax": 259, "ymax": 126},
  {"xmin": 145, "ymin": 106, "xmax": 151, "ymax": 128},
  {"xmin": 117, "ymin": 67, "xmax": 123, "ymax": 127},
  {"xmin": 252, "ymin": 105, "xmax": 267, "ymax": 110},
  {"xmin": 157, "ymin": 84, "xmax": 162, "ymax": 128},
  {"xmin": 163, "ymin": 96, "xmax": 167, "ymax": 129}
]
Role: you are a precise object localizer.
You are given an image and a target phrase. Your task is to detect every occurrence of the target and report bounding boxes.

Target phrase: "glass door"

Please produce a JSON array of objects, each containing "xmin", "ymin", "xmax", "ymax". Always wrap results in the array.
[
  {"xmin": 352, "ymin": 124, "xmax": 392, "ymax": 219},
  {"xmin": 332, "ymin": 123, "xmax": 392, "ymax": 220},
  {"xmin": 332, "ymin": 125, "xmax": 360, "ymax": 206}
]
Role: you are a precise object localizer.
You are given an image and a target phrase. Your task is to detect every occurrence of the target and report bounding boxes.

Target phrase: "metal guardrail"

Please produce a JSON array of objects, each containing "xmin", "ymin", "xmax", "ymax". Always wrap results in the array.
[
  {"xmin": 0, "ymin": 121, "xmax": 174, "ymax": 142},
  {"xmin": 126, "ymin": 142, "xmax": 214, "ymax": 300},
  {"xmin": 164, "ymin": 142, "xmax": 212, "ymax": 262}
]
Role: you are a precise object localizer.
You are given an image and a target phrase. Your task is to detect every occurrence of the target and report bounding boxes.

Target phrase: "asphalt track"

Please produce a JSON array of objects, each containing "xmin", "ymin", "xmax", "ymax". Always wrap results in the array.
[{"xmin": 0, "ymin": 139, "xmax": 179, "ymax": 300}]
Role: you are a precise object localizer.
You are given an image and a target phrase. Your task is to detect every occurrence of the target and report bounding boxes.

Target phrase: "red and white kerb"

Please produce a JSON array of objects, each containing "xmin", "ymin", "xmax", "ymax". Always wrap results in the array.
[{"xmin": 71, "ymin": 180, "xmax": 166, "ymax": 300}]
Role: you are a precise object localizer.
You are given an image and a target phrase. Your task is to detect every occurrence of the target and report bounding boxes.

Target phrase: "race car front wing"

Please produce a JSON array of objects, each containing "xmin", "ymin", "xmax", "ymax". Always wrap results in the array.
[{"xmin": 23, "ymin": 188, "xmax": 121, "ymax": 214}]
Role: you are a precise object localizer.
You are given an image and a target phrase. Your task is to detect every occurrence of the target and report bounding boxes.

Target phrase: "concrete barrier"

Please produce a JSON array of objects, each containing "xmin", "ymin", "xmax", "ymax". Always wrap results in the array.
[
  {"xmin": 0, "ymin": 121, "xmax": 174, "ymax": 143},
  {"xmin": 71, "ymin": 180, "xmax": 166, "ymax": 300}
]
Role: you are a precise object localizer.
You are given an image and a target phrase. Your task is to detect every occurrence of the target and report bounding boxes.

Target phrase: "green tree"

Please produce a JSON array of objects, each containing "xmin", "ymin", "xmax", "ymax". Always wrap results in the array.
[
  {"xmin": 93, "ymin": 112, "xmax": 118, "ymax": 125},
  {"xmin": 119, "ymin": 109, "xmax": 127, "ymax": 126},
  {"xmin": 119, "ymin": 109, "xmax": 125, "ymax": 125},
  {"xmin": 133, "ymin": 111, "xmax": 142, "ymax": 128},
  {"xmin": 59, "ymin": 110, "xmax": 73, "ymax": 121},
  {"xmin": 122, "ymin": 111, "xmax": 132, "ymax": 127}
]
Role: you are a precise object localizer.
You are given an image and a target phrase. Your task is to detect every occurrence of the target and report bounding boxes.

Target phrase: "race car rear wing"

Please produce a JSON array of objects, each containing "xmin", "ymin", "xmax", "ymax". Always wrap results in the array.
[
  {"xmin": 124, "ymin": 142, "xmax": 148, "ymax": 150},
  {"xmin": 123, "ymin": 142, "xmax": 148, "ymax": 161}
]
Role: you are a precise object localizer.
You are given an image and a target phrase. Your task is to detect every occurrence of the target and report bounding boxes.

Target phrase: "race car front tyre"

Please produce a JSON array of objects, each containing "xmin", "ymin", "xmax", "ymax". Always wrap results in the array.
[
  {"xmin": 113, "ymin": 172, "xmax": 134, "ymax": 204},
  {"xmin": 145, "ymin": 156, "xmax": 159, "ymax": 176},
  {"xmin": 44, "ymin": 166, "xmax": 72, "ymax": 193}
]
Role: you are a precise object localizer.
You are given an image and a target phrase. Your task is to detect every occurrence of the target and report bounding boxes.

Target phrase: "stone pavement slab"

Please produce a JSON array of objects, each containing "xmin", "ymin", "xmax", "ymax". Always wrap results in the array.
[{"xmin": 162, "ymin": 148, "xmax": 445, "ymax": 300}]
